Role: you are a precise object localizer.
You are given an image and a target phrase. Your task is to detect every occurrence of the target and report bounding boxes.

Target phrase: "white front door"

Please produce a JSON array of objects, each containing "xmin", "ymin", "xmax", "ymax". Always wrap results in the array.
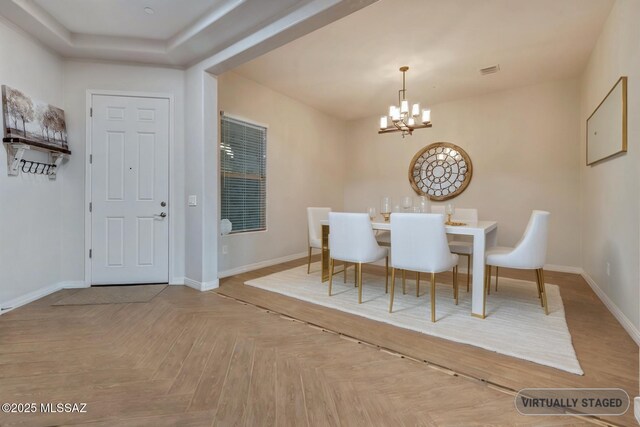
[{"xmin": 90, "ymin": 95, "xmax": 169, "ymax": 285}]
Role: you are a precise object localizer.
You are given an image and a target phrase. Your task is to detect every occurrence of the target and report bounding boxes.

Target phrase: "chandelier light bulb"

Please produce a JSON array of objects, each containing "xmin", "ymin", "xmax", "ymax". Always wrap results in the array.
[
  {"xmin": 388, "ymin": 105, "xmax": 395, "ymax": 117},
  {"xmin": 391, "ymin": 107, "xmax": 401, "ymax": 122},
  {"xmin": 380, "ymin": 116, "xmax": 388, "ymax": 129},
  {"xmin": 422, "ymin": 109, "xmax": 431, "ymax": 123},
  {"xmin": 400, "ymin": 100, "xmax": 409, "ymax": 114},
  {"xmin": 407, "ymin": 117, "xmax": 415, "ymax": 127},
  {"xmin": 412, "ymin": 103, "xmax": 420, "ymax": 117}
]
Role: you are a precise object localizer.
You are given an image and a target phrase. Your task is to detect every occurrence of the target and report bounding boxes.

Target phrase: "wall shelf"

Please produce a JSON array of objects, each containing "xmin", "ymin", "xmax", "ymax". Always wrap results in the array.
[{"xmin": 3, "ymin": 138, "xmax": 71, "ymax": 179}]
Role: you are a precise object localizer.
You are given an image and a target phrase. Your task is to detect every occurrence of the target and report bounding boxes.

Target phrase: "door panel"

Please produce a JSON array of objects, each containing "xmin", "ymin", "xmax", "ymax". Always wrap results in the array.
[
  {"xmin": 137, "ymin": 217, "xmax": 155, "ymax": 266},
  {"xmin": 137, "ymin": 133, "xmax": 156, "ymax": 200},
  {"xmin": 91, "ymin": 95, "xmax": 169, "ymax": 284},
  {"xmin": 106, "ymin": 217, "xmax": 124, "ymax": 267},
  {"xmin": 106, "ymin": 131, "xmax": 125, "ymax": 200}
]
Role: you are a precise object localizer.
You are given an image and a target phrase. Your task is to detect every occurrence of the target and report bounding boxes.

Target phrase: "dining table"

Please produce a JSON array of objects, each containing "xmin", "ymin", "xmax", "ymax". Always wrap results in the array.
[{"xmin": 319, "ymin": 218, "xmax": 498, "ymax": 319}]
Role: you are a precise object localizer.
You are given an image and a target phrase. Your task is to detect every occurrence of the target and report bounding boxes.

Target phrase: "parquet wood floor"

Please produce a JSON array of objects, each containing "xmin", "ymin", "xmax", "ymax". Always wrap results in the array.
[
  {"xmin": 0, "ymin": 256, "xmax": 636, "ymax": 426},
  {"xmin": 217, "ymin": 256, "xmax": 639, "ymax": 426}
]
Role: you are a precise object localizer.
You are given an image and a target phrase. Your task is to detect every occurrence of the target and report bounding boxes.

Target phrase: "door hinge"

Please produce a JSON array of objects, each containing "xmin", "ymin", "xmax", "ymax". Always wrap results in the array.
[
  {"xmin": 89, "ymin": 249, "xmax": 92, "ymax": 259},
  {"xmin": 89, "ymin": 154, "xmax": 92, "ymax": 164},
  {"xmin": 90, "ymin": 107, "xmax": 93, "ymax": 117},
  {"xmin": 89, "ymin": 202, "xmax": 92, "ymax": 212}
]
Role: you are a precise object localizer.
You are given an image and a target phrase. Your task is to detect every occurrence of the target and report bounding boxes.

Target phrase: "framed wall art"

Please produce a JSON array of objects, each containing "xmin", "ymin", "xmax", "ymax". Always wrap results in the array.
[
  {"xmin": 2, "ymin": 85, "xmax": 70, "ymax": 153},
  {"xmin": 586, "ymin": 76, "xmax": 627, "ymax": 166}
]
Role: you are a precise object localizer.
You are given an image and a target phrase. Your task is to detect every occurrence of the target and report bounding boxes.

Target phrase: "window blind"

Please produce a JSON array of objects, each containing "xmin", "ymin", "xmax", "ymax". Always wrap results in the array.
[{"xmin": 220, "ymin": 115, "xmax": 267, "ymax": 233}]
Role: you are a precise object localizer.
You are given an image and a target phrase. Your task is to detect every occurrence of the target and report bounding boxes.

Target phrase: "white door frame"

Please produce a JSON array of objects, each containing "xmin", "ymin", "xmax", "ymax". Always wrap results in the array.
[{"xmin": 84, "ymin": 89, "xmax": 175, "ymax": 286}]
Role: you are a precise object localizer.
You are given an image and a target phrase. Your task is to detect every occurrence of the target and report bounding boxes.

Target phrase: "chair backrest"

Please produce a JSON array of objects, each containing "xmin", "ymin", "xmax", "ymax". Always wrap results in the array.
[
  {"xmin": 509, "ymin": 210, "xmax": 550, "ymax": 268},
  {"xmin": 307, "ymin": 207, "xmax": 331, "ymax": 244},
  {"xmin": 390, "ymin": 213, "xmax": 455, "ymax": 273},
  {"xmin": 328, "ymin": 212, "xmax": 382, "ymax": 263}
]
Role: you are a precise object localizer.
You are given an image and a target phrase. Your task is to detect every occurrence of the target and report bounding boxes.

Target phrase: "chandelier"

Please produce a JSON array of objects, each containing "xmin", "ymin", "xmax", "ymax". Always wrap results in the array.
[{"xmin": 378, "ymin": 66, "xmax": 431, "ymax": 137}]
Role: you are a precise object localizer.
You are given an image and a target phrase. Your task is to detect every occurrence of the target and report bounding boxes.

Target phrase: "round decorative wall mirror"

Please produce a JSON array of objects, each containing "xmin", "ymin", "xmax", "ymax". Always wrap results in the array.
[{"xmin": 408, "ymin": 142, "xmax": 473, "ymax": 201}]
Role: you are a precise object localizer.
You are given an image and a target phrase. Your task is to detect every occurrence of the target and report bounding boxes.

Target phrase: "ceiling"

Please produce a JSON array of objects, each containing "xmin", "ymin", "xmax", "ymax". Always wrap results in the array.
[
  {"xmin": 0, "ymin": 0, "xmax": 376, "ymax": 67},
  {"xmin": 31, "ymin": 0, "xmax": 218, "ymax": 40},
  {"xmin": 232, "ymin": 0, "xmax": 615, "ymax": 121}
]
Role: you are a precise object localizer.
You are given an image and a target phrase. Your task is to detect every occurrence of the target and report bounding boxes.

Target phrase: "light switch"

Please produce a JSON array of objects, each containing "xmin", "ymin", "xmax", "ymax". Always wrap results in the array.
[{"xmin": 188, "ymin": 195, "xmax": 197, "ymax": 207}]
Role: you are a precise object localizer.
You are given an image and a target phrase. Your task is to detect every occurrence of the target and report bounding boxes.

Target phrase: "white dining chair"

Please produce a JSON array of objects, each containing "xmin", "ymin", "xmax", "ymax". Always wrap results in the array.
[
  {"xmin": 485, "ymin": 210, "xmax": 551, "ymax": 314},
  {"xmin": 431, "ymin": 206, "xmax": 478, "ymax": 292},
  {"xmin": 328, "ymin": 213, "xmax": 389, "ymax": 303},
  {"xmin": 389, "ymin": 213, "xmax": 459, "ymax": 322},
  {"xmin": 307, "ymin": 207, "xmax": 331, "ymax": 274}
]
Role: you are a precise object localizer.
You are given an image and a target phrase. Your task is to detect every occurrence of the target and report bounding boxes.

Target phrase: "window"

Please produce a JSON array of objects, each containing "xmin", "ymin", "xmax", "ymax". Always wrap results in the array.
[{"xmin": 220, "ymin": 115, "xmax": 267, "ymax": 234}]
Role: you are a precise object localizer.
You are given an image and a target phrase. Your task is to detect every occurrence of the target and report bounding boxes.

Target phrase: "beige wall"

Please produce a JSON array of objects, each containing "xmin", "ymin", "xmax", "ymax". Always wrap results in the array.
[
  {"xmin": 217, "ymin": 72, "xmax": 346, "ymax": 275},
  {"xmin": 344, "ymin": 79, "xmax": 582, "ymax": 269},
  {"xmin": 0, "ymin": 19, "xmax": 65, "ymax": 306},
  {"xmin": 579, "ymin": 0, "xmax": 640, "ymax": 333}
]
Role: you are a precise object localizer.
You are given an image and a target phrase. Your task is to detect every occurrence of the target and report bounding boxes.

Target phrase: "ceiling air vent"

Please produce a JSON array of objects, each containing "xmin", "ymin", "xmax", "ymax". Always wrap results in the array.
[{"xmin": 480, "ymin": 65, "xmax": 500, "ymax": 75}]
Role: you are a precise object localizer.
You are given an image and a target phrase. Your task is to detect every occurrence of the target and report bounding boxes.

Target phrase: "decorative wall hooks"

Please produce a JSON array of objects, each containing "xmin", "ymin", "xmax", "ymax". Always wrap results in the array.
[
  {"xmin": 20, "ymin": 159, "xmax": 57, "ymax": 175},
  {"xmin": 3, "ymin": 142, "xmax": 67, "ymax": 179}
]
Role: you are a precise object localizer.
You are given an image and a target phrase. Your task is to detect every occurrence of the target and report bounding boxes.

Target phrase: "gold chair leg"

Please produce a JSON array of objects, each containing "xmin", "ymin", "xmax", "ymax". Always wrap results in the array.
[
  {"xmin": 416, "ymin": 271, "xmax": 420, "ymax": 297},
  {"xmin": 354, "ymin": 263, "xmax": 358, "ymax": 287},
  {"xmin": 385, "ymin": 256, "xmax": 389, "ymax": 294},
  {"xmin": 483, "ymin": 266, "xmax": 488, "ymax": 318},
  {"xmin": 453, "ymin": 267, "xmax": 457, "ymax": 300},
  {"xmin": 357, "ymin": 263, "xmax": 364, "ymax": 304},
  {"xmin": 495, "ymin": 266, "xmax": 499, "ymax": 292},
  {"xmin": 538, "ymin": 272, "xmax": 542, "ymax": 300},
  {"xmin": 539, "ymin": 268, "xmax": 549, "ymax": 315},
  {"xmin": 454, "ymin": 266, "xmax": 459, "ymax": 305},
  {"xmin": 307, "ymin": 246, "xmax": 312, "ymax": 274},
  {"xmin": 430, "ymin": 272, "xmax": 436, "ymax": 323},
  {"xmin": 484, "ymin": 265, "xmax": 490, "ymax": 295},
  {"xmin": 535, "ymin": 269, "xmax": 545, "ymax": 307},
  {"xmin": 389, "ymin": 267, "xmax": 396, "ymax": 313},
  {"xmin": 466, "ymin": 254, "xmax": 470, "ymax": 292},
  {"xmin": 487, "ymin": 266, "xmax": 498, "ymax": 295},
  {"xmin": 402, "ymin": 270, "xmax": 406, "ymax": 295},
  {"xmin": 328, "ymin": 258, "xmax": 334, "ymax": 296}
]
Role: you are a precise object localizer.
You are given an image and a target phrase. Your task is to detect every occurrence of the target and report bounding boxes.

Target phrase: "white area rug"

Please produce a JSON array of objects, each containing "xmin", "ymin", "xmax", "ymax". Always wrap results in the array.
[{"xmin": 245, "ymin": 263, "xmax": 583, "ymax": 375}]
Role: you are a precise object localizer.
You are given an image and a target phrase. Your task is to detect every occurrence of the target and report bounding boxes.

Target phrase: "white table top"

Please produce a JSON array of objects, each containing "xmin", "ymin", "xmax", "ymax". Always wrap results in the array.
[{"xmin": 320, "ymin": 219, "xmax": 497, "ymax": 236}]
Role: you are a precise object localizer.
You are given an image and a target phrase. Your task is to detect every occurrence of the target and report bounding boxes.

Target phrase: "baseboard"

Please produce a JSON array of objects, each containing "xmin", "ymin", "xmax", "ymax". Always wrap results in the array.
[
  {"xmin": 581, "ymin": 270, "xmax": 640, "ymax": 346},
  {"xmin": 169, "ymin": 277, "xmax": 185, "ymax": 285},
  {"xmin": 60, "ymin": 281, "xmax": 89, "ymax": 289},
  {"xmin": 634, "ymin": 396, "xmax": 639, "ymax": 424},
  {"xmin": 218, "ymin": 251, "xmax": 308, "ymax": 278},
  {"xmin": 0, "ymin": 283, "xmax": 59, "ymax": 315},
  {"xmin": 544, "ymin": 264, "xmax": 583, "ymax": 274},
  {"xmin": 184, "ymin": 277, "xmax": 219, "ymax": 292},
  {"xmin": 0, "ymin": 280, "xmax": 88, "ymax": 315}
]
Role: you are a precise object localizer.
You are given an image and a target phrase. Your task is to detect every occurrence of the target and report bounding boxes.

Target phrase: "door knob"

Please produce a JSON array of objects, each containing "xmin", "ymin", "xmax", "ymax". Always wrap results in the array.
[
  {"xmin": 160, "ymin": 201, "xmax": 167, "ymax": 207},
  {"xmin": 159, "ymin": 212, "xmax": 167, "ymax": 218}
]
